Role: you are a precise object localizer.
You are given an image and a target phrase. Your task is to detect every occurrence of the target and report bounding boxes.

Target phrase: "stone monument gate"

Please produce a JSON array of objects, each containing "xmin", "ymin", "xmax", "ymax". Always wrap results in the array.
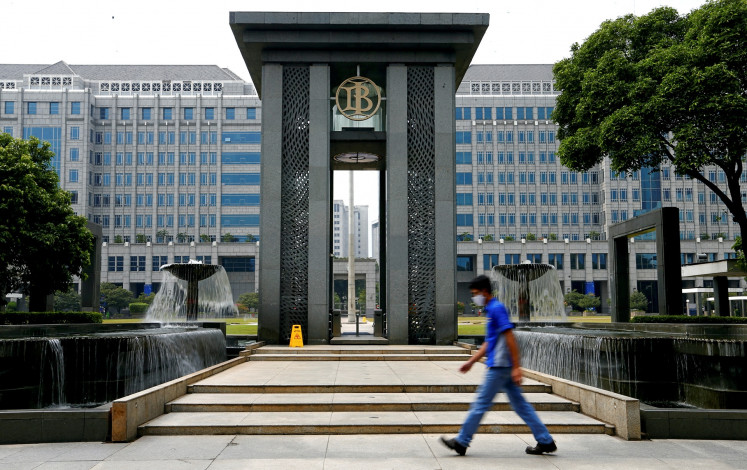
[{"xmin": 230, "ymin": 12, "xmax": 488, "ymax": 344}]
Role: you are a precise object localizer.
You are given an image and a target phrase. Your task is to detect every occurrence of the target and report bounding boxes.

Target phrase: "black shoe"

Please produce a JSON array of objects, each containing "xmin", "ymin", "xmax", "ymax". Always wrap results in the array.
[
  {"xmin": 440, "ymin": 436, "xmax": 467, "ymax": 456},
  {"xmin": 526, "ymin": 441, "xmax": 557, "ymax": 455}
]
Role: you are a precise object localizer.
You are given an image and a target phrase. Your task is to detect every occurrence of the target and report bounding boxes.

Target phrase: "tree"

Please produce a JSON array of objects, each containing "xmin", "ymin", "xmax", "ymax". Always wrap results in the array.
[
  {"xmin": 548, "ymin": 233, "xmax": 558, "ymax": 241},
  {"xmin": 0, "ymin": 134, "xmax": 94, "ymax": 311},
  {"xmin": 156, "ymin": 229, "xmax": 169, "ymax": 242},
  {"xmin": 525, "ymin": 233, "xmax": 536, "ymax": 241},
  {"xmin": 136, "ymin": 292, "xmax": 156, "ymax": 305},
  {"xmin": 176, "ymin": 232, "xmax": 188, "ymax": 243},
  {"xmin": 245, "ymin": 234, "xmax": 256, "ymax": 242},
  {"xmin": 564, "ymin": 290, "xmax": 586, "ymax": 312},
  {"xmin": 482, "ymin": 234, "xmax": 494, "ymax": 242},
  {"xmin": 200, "ymin": 234, "xmax": 211, "ymax": 243},
  {"xmin": 221, "ymin": 233, "xmax": 236, "ymax": 243},
  {"xmin": 554, "ymin": 0, "xmax": 747, "ymax": 257},
  {"xmin": 579, "ymin": 294, "xmax": 601, "ymax": 312},
  {"xmin": 100, "ymin": 283, "xmax": 134, "ymax": 314},
  {"xmin": 135, "ymin": 234, "xmax": 147, "ymax": 244},
  {"xmin": 237, "ymin": 292, "xmax": 259, "ymax": 311},
  {"xmin": 54, "ymin": 288, "xmax": 81, "ymax": 311},
  {"xmin": 630, "ymin": 291, "xmax": 649, "ymax": 312}
]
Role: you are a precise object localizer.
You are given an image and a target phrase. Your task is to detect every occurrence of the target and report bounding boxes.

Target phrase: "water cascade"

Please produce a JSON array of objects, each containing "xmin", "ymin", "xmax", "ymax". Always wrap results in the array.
[
  {"xmin": 515, "ymin": 328, "xmax": 747, "ymax": 408},
  {"xmin": 0, "ymin": 328, "xmax": 225, "ymax": 409},
  {"xmin": 491, "ymin": 263, "xmax": 565, "ymax": 322},
  {"xmin": 147, "ymin": 261, "xmax": 238, "ymax": 322}
]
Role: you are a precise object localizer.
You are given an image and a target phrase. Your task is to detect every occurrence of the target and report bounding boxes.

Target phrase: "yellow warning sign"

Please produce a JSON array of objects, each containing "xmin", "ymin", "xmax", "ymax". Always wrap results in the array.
[
  {"xmin": 289, "ymin": 324, "xmax": 304, "ymax": 347},
  {"xmin": 361, "ymin": 316, "xmax": 367, "ymax": 323}
]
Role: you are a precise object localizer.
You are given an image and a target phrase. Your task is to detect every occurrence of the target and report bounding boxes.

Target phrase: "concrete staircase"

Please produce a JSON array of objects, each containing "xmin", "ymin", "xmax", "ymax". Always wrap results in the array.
[{"xmin": 139, "ymin": 346, "xmax": 612, "ymax": 436}]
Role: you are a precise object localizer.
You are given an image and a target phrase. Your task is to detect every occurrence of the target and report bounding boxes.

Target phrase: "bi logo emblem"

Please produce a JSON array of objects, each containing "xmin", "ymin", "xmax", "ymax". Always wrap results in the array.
[
  {"xmin": 289, "ymin": 324, "xmax": 304, "ymax": 348},
  {"xmin": 335, "ymin": 76, "xmax": 381, "ymax": 121}
]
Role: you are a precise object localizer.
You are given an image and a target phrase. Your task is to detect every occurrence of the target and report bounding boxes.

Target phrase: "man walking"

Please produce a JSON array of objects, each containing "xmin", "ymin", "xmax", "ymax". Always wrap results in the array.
[{"xmin": 441, "ymin": 274, "xmax": 557, "ymax": 456}]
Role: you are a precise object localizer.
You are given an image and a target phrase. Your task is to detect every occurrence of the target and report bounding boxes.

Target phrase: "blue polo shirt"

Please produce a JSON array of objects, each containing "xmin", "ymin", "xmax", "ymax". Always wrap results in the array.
[{"xmin": 483, "ymin": 297, "xmax": 515, "ymax": 368}]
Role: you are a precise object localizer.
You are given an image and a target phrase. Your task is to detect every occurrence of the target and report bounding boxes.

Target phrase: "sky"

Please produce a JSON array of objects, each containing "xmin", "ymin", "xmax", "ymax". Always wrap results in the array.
[{"xmin": 2, "ymin": 0, "xmax": 707, "ymax": 256}]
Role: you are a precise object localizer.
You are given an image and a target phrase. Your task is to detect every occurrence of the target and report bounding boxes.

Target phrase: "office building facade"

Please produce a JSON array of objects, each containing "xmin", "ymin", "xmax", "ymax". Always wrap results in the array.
[
  {"xmin": 1, "ymin": 62, "xmax": 743, "ymax": 312},
  {"xmin": 0, "ymin": 62, "xmax": 260, "ymax": 299}
]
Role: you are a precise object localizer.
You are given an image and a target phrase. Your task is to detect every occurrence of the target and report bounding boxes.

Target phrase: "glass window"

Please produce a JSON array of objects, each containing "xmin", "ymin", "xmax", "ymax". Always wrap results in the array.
[
  {"xmin": 225, "ymin": 107, "xmax": 235, "ymax": 120},
  {"xmin": 162, "ymin": 107, "xmax": 173, "ymax": 120},
  {"xmin": 141, "ymin": 107, "xmax": 152, "ymax": 120},
  {"xmin": 70, "ymin": 126, "xmax": 80, "ymax": 140},
  {"xmin": 222, "ymin": 132, "xmax": 261, "ymax": 144},
  {"xmin": 204, "ymin": 107, "xmax": 215, "ymax": 120},
  {"xmin": 221, "ymin": 173, "xmax": 260, "ymax": 185},
  {"xmin": 70, "ymin": 102, "xmax": 80, "ymax": 115},
  {"xmin": 220, "ymin": 257, "xmax": 256, "ymax": 272},
  {"xmin": 50, "ymin": 102, "xmax": 59, "ymax": 115},
  {"xmin": 247, "ymin": 107, "xmax": 257, "ymax": 119},
  {"xmin": 456, "ymin": 214, "xmax": 473, "ymax": 226},
  {"xmin": 184, "ymin": 107, "xmax": 194, "ymax": 120},
  {"xmin": 27, "ymin": 102, "xmax": 37, "ymax": 114},
  {"xmin": 456, "ymin": 256, "xmax": 474, "ymax": 271},
  {"xmin": 120, "ymin": 107, "xmax": 130, "ymax": 120},
  {"xmin": 99, "ymin": 107, "xmax": 109, "ymax": 119}
]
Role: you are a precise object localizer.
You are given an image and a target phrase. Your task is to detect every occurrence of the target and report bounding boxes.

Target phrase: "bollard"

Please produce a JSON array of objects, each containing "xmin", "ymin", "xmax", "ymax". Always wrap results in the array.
[{"xmin": 331, "ymin": 309, "xmax": 341, "ymax": 337}]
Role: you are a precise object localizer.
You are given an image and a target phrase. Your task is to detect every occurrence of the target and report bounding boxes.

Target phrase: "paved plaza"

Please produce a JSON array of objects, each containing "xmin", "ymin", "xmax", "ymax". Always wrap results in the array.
[{"xmin": 1, "ymin": 433, "xmax": 745, "ymax": 469}]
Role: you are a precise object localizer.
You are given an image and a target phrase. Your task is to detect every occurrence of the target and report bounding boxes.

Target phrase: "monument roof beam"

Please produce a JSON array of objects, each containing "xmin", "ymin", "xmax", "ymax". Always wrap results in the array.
[{"xmin": 230, "ymin": 11, "xmax": 489, "ymax": 97}]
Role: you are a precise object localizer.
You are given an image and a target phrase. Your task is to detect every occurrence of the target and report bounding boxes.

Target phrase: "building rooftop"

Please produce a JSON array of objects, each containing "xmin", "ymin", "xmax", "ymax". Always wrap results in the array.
[
  {"xmin": 462, "ymin": 64, "xmax": 554, "ymax": 82},
  {"xmin": 0, "ymin": 62, "xmax": 246, "ymax": 81}
]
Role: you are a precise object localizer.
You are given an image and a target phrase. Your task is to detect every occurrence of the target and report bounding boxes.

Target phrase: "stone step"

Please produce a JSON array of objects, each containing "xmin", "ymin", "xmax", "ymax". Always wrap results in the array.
[
  {"xmin": 250, "ymin": 346, "xmax": 469, "ymax": 355},
  {"xmin": 248, "ymin": 354, "xmax": 468, "ymax": 361},
  {"xmin": 188, "ymin": 383, "xmax": 553, "ymax": 394},
  {"xmin": 330, "ymin": 336, "xmax": 390, "ymax": 345},
  {"xmin": 166, "ymin": 392, "xmax": 579, "ymax": 413},
  {"xmin": 140, "ymin": 410, "xmax": 612, "ymax": 436}
]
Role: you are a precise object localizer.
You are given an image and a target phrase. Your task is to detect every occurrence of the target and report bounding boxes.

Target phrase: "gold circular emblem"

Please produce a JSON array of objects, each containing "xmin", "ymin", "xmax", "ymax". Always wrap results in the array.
[{"xmin": 335, "ymin": 76, "xmax": 381, "ymax": 121}]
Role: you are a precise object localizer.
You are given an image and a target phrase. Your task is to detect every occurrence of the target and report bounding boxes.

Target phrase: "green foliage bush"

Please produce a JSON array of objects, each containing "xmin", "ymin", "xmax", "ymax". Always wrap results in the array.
[
  {"xmin": 128, "ymin": 303, "xmax": 149, "ymax": 314},
  {"xmin": 0, "ymin": 311, "xmax": 103, "ymax": 324},
  {"xmin": 630, "ymin": 315, "xmax": 747, "ymax": 324}
]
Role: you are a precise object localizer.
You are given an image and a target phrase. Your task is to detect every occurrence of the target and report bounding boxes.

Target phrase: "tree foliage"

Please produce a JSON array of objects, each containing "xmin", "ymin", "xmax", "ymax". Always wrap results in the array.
[
  {"xmin": 100, "ymin": 283, "xmax": 133, "ymax": 313},
  {"xmin": 54, "ymin": 288, "xmax": 81, "ymax": 312},
  {"xmin": 0, "ymin": 134, "xmax": 94, "ymax": 311},
  {"xmin": 554, "ymin": 0, "xmax": 747, "ymax": 251},
  {"xmin": 237, "ymin": 292, "xmax": 259, "ymax": 310},
  {"xmin": 630, "ymin": 291, "xmax": 650, "ymax": 311},
  {"xmin": 564, "ymin": 290, "xmax": 587, "ymax": 312}
]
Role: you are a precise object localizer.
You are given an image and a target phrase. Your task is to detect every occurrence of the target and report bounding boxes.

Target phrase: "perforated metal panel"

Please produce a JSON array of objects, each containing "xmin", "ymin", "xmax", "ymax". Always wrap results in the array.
[
  {"xmin": 280, "ymin": 66, "xmax": 310, "ymax": 341},
  {"xmin": 406, "ymin": 66, "xmax": 436, "ymax": 344}
]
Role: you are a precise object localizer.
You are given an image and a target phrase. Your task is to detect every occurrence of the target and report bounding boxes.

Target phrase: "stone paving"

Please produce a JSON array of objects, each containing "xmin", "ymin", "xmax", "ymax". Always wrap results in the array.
[{"xmin": 1, "ymin": 433, "xmax": 746, "ymax": 469}]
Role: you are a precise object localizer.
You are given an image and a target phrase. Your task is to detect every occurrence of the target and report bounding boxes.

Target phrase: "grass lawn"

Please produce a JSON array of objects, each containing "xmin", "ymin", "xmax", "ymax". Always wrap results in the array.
[{"xmin": 103, "ymin": 317, "xmax": 259, "ymax": 335}]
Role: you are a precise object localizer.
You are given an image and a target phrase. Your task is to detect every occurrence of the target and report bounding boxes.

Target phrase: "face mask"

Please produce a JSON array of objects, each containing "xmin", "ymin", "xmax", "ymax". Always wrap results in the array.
[{"xmin": 471, "ymin": 294, "xmax": 486, "ymax": 307}]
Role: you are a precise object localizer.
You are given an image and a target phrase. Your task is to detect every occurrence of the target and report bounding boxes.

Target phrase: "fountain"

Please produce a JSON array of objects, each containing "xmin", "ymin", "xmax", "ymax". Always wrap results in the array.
[
  {"xmin": 147, "ymin": 260, "xmax": 238, "ymax": 322},
  {"xmin": 0, "ymin": 260, "xmax": 238, "ymax": 412},
  {"xmin": 491, "ymin": 262, "xmax": 565, "ymax": 322}
]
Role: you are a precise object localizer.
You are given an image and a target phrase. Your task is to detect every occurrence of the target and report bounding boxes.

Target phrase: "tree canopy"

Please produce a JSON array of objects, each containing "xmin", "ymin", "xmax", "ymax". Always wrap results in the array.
[
  {"xmin": 100, "ymin": 283, "xmax": 134, "ymax": 313},
  {"xmin": 553, "ymin": 0, "xmax": 747, "ymax": 251},
  {"xmin": 0, "ymin": 133, "xmax": 94, "ymax": 311}
]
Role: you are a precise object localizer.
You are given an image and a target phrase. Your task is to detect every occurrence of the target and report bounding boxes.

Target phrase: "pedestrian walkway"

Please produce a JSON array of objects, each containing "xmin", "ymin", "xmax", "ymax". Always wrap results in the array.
[{"xmin": 1, "ymin": 433, "xmax": 744, "ymax": 469}]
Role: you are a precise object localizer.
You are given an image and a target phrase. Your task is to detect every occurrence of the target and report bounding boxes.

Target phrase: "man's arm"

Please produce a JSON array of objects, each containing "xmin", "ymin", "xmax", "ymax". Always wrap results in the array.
[
  {"xmin": 459, "ymin": 341, "xmax": 488, "ymax": 373},
  {"xmin": 504, "ymin": 329, "xmax": 522, "ymax": 385}
]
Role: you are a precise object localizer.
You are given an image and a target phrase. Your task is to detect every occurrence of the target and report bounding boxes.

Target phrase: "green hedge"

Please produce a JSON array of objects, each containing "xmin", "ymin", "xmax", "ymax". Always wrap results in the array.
[
  {"xmin": 630, "ymin": 315, "xmax": 747, "ymax": 324},
  {"xmin": 0, "ymin": 311, "xmax": 103, "ymax": 324},
  {"xmin": 128, "ymin": 303, "xmax": 149, "ymax": 314}
]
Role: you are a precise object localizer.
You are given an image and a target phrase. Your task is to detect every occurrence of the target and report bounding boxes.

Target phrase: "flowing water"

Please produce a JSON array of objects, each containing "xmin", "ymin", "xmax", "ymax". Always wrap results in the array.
[
  {"xmin": 514, "ymin": 328, "xmax": 747, "ymax": 408},
  {"xmin": 491, "ymin": 263, "xmax": 566, "ymax": 322},
  {"xmin": 0, "ymin": 328, "xmax": 225, "ymax": 409},
  {"xmin": 146, "ymin": 264, "xmax": 238, "ymax": 322}
]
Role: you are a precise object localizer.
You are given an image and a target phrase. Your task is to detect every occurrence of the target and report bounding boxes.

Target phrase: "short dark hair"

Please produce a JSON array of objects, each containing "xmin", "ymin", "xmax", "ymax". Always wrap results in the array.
[{"xmin": 469, "ymin": 275, "xmax": 492, "ymax": 293}]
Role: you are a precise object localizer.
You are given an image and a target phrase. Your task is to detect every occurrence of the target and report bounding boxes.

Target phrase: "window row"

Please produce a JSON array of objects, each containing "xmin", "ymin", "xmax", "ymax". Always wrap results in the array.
[{"xmin": 456, "ymin": 106, "xmax": 555, "ymax": 120}]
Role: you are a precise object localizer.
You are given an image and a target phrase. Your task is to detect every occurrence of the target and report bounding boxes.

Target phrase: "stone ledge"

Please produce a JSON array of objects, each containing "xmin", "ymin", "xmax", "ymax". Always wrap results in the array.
[{"xmin": 111, "ymin": 341, "xmax": 264, "ymax": 442}]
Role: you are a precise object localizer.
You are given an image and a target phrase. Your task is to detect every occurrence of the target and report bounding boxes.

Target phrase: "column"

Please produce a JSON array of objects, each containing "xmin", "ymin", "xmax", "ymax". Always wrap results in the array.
[
  {"xmin": 307, "ymin": 64, "xmax": 331, "ymax": 344},
  {"xmin": 386, "ymin": 64, "xmax": 409, "ymax": 344},
  {"xmin": 258, "ymin": 64, "xmax": 283, "ymax": 343},
  {"xmin": 434, "ymin": 65, "xmax": 457, "ymax": 345}
]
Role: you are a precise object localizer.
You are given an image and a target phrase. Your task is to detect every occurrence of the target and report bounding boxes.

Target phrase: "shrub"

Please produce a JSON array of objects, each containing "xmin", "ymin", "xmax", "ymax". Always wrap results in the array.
[
  {"xmin": 128, "ymin": 303, "xmax": 149, "ymax": 314},
  {"xmin": 630, "ymin": 315, "xmax": 747, "ymax": 324},
  {"xmin": 0, "ymin": 311, "xmax": 102, "ymax": 324}
]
